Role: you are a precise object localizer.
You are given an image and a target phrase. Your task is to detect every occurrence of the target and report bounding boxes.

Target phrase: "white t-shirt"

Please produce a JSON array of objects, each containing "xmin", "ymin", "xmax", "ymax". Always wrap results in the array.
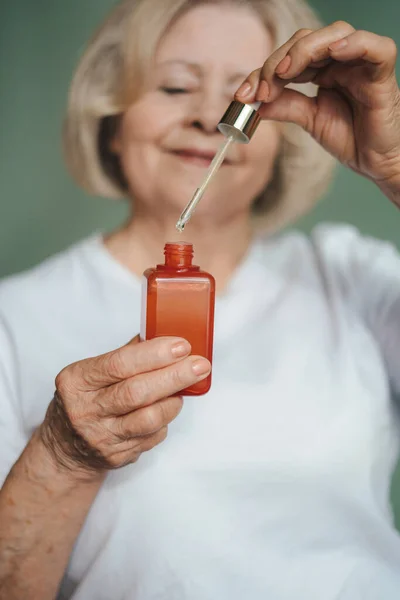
[{"xmin": 2, "ymin": 223, "xmax": 400, "ymax": 600}]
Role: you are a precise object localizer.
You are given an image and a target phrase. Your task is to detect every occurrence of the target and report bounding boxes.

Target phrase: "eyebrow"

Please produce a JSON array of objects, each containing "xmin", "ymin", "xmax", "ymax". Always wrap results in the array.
[
  {"xmin": 157, "ymin": 60, "xmax": 248, "ymax": 82},
  {"xmin": 156, "ymin": 60, "xmax": 201, "ymax": 74}
]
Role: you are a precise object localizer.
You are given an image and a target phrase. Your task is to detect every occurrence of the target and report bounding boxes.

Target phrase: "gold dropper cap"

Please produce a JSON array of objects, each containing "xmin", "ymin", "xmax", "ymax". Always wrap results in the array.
[{"xmin": 217, "ymin": 100, "xmax": 262, "ymax": 144}]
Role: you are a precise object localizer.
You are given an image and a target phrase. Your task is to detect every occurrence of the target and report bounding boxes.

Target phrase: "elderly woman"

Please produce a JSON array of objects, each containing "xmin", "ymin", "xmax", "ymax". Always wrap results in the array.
[{"xmin": 1, "ymin": 0, "xmax": 400, "ymax": 598}]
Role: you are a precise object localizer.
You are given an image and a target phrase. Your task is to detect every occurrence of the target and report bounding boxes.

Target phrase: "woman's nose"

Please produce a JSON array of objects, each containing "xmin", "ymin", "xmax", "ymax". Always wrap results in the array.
[{"xmin": 188, "ymin": 93, "xmax": 227, "ymax": 135}]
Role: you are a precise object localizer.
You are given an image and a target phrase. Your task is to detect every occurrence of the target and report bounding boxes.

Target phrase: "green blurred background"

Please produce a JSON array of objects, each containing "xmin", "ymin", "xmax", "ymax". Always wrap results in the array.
[{"xmin": 1, "ymin": 0, "xmax": 400, "ymax": 521}]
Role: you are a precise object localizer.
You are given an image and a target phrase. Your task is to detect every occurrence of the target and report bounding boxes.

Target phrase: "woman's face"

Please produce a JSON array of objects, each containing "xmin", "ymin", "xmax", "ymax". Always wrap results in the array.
[{"xmin": 113, "ymin": 4, "xmax": 280, "ymax": 225}]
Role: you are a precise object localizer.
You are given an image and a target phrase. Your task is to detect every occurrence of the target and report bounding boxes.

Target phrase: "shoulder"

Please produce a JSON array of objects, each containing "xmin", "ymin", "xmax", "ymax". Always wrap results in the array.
[
  {"xmin": 0, "ymin": 234, "xmax": 102, "ymax": 321},
  {"xmin": 0, "ymin": 237, "xmax": 102, "ymax": 477},
  {"xmin": 0, "ymin": 234, "xmax": 110, "ymax": 363},
  {"xmin": 256, "ymin": 222, "xmax": 400, "ymax": 302},
  {"xmin": 0, "ymin": 234, "xmax": 107, "ymax": 423},
  {"xmin": 260, "ymin": 221, "xmax": 396, "ymax": 257},
  {"xmin": 258, "ymin": 221, "xmax": 399, "ymax": 273},
  {"xmin": 306, "ymin": 223, "xmax": 400, "ymax": 288},
  {"xmin": 307, "ymin": 222, "xmax": 398, "ymax": 263}
]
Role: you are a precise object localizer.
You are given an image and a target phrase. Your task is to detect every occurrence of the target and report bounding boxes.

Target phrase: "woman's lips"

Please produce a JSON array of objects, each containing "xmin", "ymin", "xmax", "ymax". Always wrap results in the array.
[{"xmin": 170, "ymin": 148, "xmax": 232, "ymax": 168}]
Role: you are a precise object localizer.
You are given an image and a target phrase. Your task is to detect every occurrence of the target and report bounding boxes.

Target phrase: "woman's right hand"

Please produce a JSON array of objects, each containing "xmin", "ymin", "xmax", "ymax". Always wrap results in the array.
[{"xmin": 38, "ymin": 336, "xmax": 211, "ymax": 479}]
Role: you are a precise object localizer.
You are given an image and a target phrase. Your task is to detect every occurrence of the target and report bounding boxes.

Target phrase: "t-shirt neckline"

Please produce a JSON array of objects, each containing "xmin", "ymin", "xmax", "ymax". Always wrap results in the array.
[{"xmin": 83, "ymin": 230, "xmax": 269, "ymax": 303}]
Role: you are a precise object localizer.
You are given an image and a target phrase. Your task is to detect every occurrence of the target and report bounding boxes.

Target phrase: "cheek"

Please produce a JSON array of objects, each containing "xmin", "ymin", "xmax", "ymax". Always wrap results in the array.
[
  {"xmin": 116, "ymin": 97, "xmax": 183, "ymax": 194},
  {"xmin": 238, "ymin": 122, "xmax": 281, "ymax": 193},
  {"xmin": 211, "ymin": 123, "xmax": 281, "ymax": 215},
  {"xmin": 120, "ymin": 97, "xmax": 182, "ymax": 147},
  {"xmin": 247, "ymin": 122, "xmax": 281, "ymax": 168}
]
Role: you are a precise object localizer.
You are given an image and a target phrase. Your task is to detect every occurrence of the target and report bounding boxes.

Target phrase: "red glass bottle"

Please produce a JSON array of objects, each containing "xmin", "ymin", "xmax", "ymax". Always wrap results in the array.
[{"xmin": 141, "ymin": 242, "xmax": 215, "ymax": 396}]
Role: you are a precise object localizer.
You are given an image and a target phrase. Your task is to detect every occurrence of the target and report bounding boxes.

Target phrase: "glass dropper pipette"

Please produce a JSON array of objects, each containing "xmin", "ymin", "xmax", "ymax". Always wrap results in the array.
[
  {"xmin": 176, "ymin": 134, "xmax": 235, "ymax": 233},
  {"xmin": 176, "ymin": 101, "xmax": 262, "ymax": 233}
]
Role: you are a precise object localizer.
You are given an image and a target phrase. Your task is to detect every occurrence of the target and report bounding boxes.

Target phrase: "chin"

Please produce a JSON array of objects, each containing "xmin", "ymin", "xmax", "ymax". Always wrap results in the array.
[
  {"xmin": 156, "ymin": 183, "xmax": 198, "ymax": 210},
  {"xmin": 150, "ymin": 178, "xmax": 244, "ymax": 222}
]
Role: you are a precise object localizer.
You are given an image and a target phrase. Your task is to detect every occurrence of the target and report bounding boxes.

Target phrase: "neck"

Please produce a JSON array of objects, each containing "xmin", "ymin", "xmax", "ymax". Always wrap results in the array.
[{"xmin": 104, "ymin": 209, "xmax": 254, "ymax": 293}]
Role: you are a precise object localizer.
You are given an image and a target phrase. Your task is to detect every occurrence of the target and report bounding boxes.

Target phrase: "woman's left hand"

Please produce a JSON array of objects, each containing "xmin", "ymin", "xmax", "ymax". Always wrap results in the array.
[{"xmin": 235, "ymin": 21, "xmax": 400, "ymax": 205}]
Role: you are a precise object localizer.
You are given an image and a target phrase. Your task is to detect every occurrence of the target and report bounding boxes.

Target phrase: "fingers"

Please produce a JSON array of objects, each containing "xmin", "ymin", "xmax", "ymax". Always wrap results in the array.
[
  {"xmin": 93, "ymin": 395, "xmax": 185, "ymax": 469},
  {"xmin": 328, "ymin": 31, "xmax": 398, "ymax": 81},
  {"xmin": 62, "ymin": 335, "xmax": 192, "ymax": 391},
  {"xmin": 273, "ymin": 21, "xmax": 355, "ymax": 82},
  {"xmin": 235, "ymin": 28, "xmax": 312, "ymax": 102},
  {"xmin": 94, "ymin": 426, "xmax": 170, "ymax": 469},
  {"xmin": 235, "ymin": 67, "xmax": 262, "ymax": 100},
  {"xmin": 113, "ymin": 396, "xmax": 184, "ymax": 439},
  {"xmin": 258, "ymin": 28, "xmax": 317, "ymax": 102},
  {"xmin": 235, "ymin": 21, "xmax": 355, "ymax": 104},
  {"xmin": 235, "ymin": 21, "xmax": 397, "ymax": 112},
  {"xmin": 98, "ymin": 355, "xmax": 211, "ymax": 416}
]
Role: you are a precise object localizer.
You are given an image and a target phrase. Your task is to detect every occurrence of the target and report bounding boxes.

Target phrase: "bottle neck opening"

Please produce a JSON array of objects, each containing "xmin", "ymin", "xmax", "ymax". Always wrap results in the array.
[{"xmin": 164, "ymin": 242, "xmax": 193, "ymax": 268}]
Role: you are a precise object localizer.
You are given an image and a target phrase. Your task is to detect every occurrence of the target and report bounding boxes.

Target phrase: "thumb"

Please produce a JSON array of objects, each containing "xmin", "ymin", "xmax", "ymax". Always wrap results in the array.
[{"xmin": 258, "ymin": 88, "xmax": 317, "ymax": 135}]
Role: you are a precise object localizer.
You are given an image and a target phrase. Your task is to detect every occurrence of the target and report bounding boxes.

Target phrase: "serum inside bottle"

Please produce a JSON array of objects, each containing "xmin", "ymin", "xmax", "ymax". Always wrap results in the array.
[{"xmin": 141, "ymin": 242, "xmax": 215, "ymax": 396}]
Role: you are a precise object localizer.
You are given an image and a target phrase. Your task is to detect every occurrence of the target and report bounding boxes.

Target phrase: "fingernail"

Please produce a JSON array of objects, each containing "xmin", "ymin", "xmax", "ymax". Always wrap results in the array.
[
  {"xmin": 191, "ymin": 358, "xmax": 211, "ymax": 377},
  {"xmin": 171, "ymin": 340, "xmax": 191, "ymax": 358},
  {"xmin": 235, "ymin": 81, "xmax": 252, "ymax": 98},
  {"xmin": 329, "ymin": 38, "xmax": 348, "ymax": 51},
  {"xmin": 256, "ymin": 80, "xmax": 269, "ymax": 102},
  {"xmin": 275, "ymin": 55, "xmax": 292, "ymax": 76}
]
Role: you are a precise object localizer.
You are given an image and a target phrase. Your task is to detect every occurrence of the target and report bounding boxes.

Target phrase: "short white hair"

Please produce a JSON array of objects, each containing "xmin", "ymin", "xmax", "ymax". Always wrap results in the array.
[{"xmin": 63, "ymin": 0, "xmax": 335, "ymax": 232}]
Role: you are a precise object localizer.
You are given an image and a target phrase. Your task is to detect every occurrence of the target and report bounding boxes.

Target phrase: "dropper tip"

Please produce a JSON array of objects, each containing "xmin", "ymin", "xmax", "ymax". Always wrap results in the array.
[{"xmin": 175, "ymin": 219, "xmax": 185, "ymax": 233}]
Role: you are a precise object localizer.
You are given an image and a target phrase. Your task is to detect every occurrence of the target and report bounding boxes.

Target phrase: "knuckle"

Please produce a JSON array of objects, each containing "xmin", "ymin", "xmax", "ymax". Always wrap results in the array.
[
  {"xmin": 385, "ymin": 37, "xmax": 398, "ymax": 58},
  {"xmin": 93, "ymin": 393, "xmax": 109, "ymax": 418},
  {"xmin": 332, "ymin": 20, "xmax": 353, "ymax": 31},
  {"xmin": 152, "ymin": 339, "xmax": 167, "ymax": 362},
  {"xmin": 144, "ymin": 427, "xmax": 169, "ymax": 451},
  {"xmin": 155, "ymin": 400, "xmax": 168, "ymax": 426},
  {"xmin": 113, "ymin": 416, "xmax": 130, "ymax": 441},
  {"xmin": 249, "ymin": 67, "xmax": 262, "ymax": 82},
  {"xmin": 260, "ymin": 63, "xmax": 270, "ymax": 78},
  {"xmin": 293, "ymin": 28, "xmax": 313, "ymax": 40},
  {"xmin": 172, "ymin": 395, "xmax": 184, "ymax": 416},
  {"xmin": 287, "ymin": 36, "xmax": 316, "ymax": 62},
  {"xmin": 155, "ymin": 338, "xmax": 178, "ymax": 364},
  {"xmin": 171, "ymin": 364, "xmax": 190, "ymax": 391},
  {"xmin": 250, "ymin": 67, "xmax": 262, "ymax": 79},
  {"xmin": 88, "ymin": 432, "xmax": 109, "ymax": 455},
  {"xmin": 166, "ymin": 396, "xmax": 184, "ymax": 422},
  {"xmin": 291, "ymin": 36, "xmax": 310, "ymax": 55},
  {"xmin": 107, "ymin": 453, "xmax": 125, "ymax": 469},
  {"xmin": 98, "ymin": 419, "xmax": 118, "ymax": 443},
  {"xmin": 55, "ymin": 367, "xmax": 74, "ymax": 397},
  {"xmin": 147, "ymin": 336, "xmax": 183, "ymax": 364},
  {"xmin": 106, "ymin": 455, "xmax": 119, "ymax": 469},
  {"xmin": 104, "ymin": 351, "xmax": 126, "ymax": 379},
  {"xmin": 157, "ymin": 426, "xmax": 168, "ymax": 443},
  {"xmin": 66, "ymin": 406, "xmax": 80, "ymax": 428},
  {"xmin": 114, "ymin": 420, "xmax": 128, "ymax": 441},
  {"xmin": 356, "ymin": 30, "xmax": 372, "ymax": 43},
  {"xmin": 125, "ymin": 378, "xmax": 147, "ymax": 409},
  {"xmin": 144, "ymin": 337, "xmax": 164, "ymax": 362},
  {"xmin": 142, "ymin": 406, "xmax": 163, "ymax": 434},
  {"xmin": 127, "ymin": 436, "xmax": 142, "ymax": 455}
]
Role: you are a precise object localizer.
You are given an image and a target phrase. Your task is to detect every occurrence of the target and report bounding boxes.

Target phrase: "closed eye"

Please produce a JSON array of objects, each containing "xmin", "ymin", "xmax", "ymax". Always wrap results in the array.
[{"xmin": 160, "ymin": 87, "xmax": 189, "ymax": 95}]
